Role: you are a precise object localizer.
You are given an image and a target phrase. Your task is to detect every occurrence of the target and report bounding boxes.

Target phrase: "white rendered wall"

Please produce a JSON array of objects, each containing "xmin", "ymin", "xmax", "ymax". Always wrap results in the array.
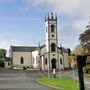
[
  {"xmin": 32, "ymin": 50, "xmax": 38, "ymax": 68},
  {"xmin": 13, "ymin": 52, "xmax": 32, "ymax": 68}
]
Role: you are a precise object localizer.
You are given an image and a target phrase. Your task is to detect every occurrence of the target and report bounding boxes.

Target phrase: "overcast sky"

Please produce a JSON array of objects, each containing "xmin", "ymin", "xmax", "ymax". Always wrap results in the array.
[{"xmin": 0, "ymin": 0, "xmax": 90, "ymax": 56}]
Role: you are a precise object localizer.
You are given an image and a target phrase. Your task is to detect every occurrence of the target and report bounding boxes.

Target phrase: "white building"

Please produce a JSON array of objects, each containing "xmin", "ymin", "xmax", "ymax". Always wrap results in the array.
[{"xmin": 9, "ymin": 13, "xmax": 69, "ymax": 70}]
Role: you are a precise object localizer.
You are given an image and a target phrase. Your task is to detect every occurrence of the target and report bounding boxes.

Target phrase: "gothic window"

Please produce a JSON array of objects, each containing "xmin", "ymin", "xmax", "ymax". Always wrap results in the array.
[
  {"xmin": 51, "ymin": 24, "xmax": 55, "ymax": 33},
  {"xmin": 45, "ymin": 58, "xmax": 47, "ymax": 65},
  {"xmin": 60, "ymin": 58, "xmax": 62, "ymax": 64},
  {"xmin": 20, "ymin": 57, "xmax": 24, "ymax": 64},
  {"xmin": 36, "ymin": 56, "xmax": 38, "ymax": 64},
  {"xmin": 46, "ymin": 26, "xmax": 47, "ymax": 33},
  {"xmin": 51, "ymin": 43, "xmax": 56, "ymax": 52}
]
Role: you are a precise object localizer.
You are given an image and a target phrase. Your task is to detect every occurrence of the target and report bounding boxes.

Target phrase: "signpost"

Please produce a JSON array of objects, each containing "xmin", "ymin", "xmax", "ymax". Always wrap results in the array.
[{"xmin": 77, "ymin": 55, "xmax": 90, "ymax": 90}]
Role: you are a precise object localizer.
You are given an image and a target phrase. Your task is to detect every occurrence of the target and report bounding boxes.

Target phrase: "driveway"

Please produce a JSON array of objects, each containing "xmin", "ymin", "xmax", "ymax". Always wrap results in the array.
[{"xmin": 0, "ymin": 68, "xmax": 55, "ymax": 90}]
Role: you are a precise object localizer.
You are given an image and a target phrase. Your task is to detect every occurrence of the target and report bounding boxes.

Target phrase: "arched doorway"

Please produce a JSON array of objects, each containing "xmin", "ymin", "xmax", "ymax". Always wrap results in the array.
[{"xmin": 51, "ymin": 58, "xmax": 56, "ymax": 69}]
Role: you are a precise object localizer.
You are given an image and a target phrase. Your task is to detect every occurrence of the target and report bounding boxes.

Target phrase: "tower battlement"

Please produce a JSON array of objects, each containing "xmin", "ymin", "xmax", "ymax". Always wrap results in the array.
[{"xmin": 45, "ymin": 12, "xmax": 57, "ymax": 21}]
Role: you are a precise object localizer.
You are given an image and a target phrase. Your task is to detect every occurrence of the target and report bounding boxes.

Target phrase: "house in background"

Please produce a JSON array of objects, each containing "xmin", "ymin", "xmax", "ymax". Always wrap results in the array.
[
  {"xmin": 5, "ymin": 57, "xmax": 11, "ymax": 68},
  {"xmin": 9, "ymin": 13, "xmax": 69, "ymax": 70}
]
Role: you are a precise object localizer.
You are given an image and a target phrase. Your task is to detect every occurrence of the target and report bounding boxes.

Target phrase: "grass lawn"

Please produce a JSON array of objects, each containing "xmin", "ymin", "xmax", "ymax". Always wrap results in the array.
[{"xmin": 38, "ymin": 78, "xmax": 79, "ymax": 90}]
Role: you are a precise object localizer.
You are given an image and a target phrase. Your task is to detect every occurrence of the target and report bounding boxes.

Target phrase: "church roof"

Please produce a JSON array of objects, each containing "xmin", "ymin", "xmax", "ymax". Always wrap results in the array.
[
  {"xmin": 10, "ymin": 46, "xmax": 38, "ymax": 52},
  {"xmin": 40, "ymin": 44, "xmax": 46, "ymax": 49}
]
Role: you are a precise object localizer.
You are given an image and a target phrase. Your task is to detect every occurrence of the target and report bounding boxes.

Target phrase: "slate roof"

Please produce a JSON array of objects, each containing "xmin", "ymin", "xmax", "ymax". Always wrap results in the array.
[
  {"xmin": 10, "ymin": 45, "xmax": 68, "ymax": 53},
  {"xmin": 10, "ymin": 45, "xmax": 46, "ymax": 52},
  {"xmin": 10, "ymin": 46, "xmax": 38, "ymax": 52},
  {"xmin": 40, "ymin": 44, "xmax": 46, "ymax": 49}
]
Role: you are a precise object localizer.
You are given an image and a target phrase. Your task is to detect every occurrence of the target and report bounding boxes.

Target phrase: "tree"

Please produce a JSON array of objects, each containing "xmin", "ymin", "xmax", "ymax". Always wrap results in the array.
[
  {"xmin": 0, "ymin": 49, "xmax": 7, "ymax": 59},
  {"xmin": 79, "ymin": 24, "xmax": 90, "ymax": 73},
  {"xmin": 75, "ymin": 45, "xmax": 85, "ymax": 55},
  {"xmin": 79, "ymin": 25, "xmax": 90, "ymax": 54},
  {"xmin": 67, "ymin": 48, "xmax": 71, "ymax": 55}
]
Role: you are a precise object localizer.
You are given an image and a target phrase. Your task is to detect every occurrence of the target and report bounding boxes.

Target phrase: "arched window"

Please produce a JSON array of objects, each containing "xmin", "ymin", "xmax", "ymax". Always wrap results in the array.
[
  {"xmin": 51, "ymin": 43, "xmax": 56, "ymax": 52},
  {"xmin": 20, "ymin": 57, "xmax": 24, "ymax": 64},
  {"xmin": 45, "ymin": 58, "xmax": 47, "ymax": 65},
  {"xmin": 60, "ymin": 58, "xmax": 62, "ymax": 64},
  {"xmin": 51, "ymin": 24, "xmax": 55, "ymax": 33},
  {"xmin": 46, "ymin": 26, "xmax": 47, "ymax": 33}
]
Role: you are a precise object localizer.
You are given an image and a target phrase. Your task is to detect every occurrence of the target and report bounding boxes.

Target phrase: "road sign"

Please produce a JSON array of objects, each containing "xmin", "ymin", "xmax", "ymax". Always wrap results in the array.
[{"xmin": 77, "ymin": 55, "xmax": 90, "ymax": 90}]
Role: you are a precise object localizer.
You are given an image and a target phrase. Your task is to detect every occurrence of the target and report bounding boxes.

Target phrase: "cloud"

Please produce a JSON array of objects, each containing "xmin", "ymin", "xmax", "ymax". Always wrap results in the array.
[
  {"xmin": 23, "ymin": 0, "xmax": 90, "ymax": 18},
  {"xmin": 23, "ymin": 0, "xmax": 90, "ymax": 50},
  {"xmin": 58, "ymin": 17, "xmax": 89, "ymax": 50},
  {"xmin": 0, "ymin": 40, "xmax": 24, "ymax": 56},
  {"xmin": 0, "ymin": 33, "xmax": 24, "ymax": 56},
  {"xmin": 0, "ymin": 0, "xmax": 89, "ymax": 51}
]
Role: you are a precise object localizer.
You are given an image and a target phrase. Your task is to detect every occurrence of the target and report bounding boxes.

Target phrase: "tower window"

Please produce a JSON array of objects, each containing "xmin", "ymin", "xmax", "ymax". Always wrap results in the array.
[
  {"xmin": 45, "ymin": 58, "xmax": 47, "ymax": 65},
  {"xmin": 51, "ymin": 43, "xmax": 56, "ymax": 52},
  {"xmin": 51, "ymin": 24, "xmax": 55, "ymax": 33},
  {"xmin": 46, "ymin": 26, "xmax": 47, "ymax": 33},
  {"xmin": 20, "ymin": 57, "xmax": 24, "ymax": 64},
  {"xmin": 60, "ymin": 58, "xmax": 62, "ymax": 64}
]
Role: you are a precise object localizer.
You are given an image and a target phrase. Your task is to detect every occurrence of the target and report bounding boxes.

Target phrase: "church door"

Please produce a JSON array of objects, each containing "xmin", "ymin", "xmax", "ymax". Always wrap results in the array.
[{"xmin": 51, "ymin": 58, "xmax": 56, "ymax": 69}]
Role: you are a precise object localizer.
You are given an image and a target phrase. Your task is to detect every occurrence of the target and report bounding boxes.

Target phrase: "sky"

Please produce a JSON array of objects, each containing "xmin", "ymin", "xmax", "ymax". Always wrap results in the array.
[{"xmin": 0, "ymin": 0, "xmax": 90, "ymax": 56}]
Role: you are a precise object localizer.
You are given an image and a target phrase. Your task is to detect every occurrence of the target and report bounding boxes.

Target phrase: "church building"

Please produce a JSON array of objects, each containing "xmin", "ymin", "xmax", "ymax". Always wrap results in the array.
[{"xmin": 9, "ymin": 13, "xmax": 69, "ymax": 70}]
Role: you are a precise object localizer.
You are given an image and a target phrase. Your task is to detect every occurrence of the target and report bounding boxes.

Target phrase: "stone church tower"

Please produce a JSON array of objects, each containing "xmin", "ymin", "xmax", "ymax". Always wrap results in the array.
[
  {"xmin": 45, "ymin": 13, "xmax": 59, "ymax": 69},
  {"xmin": 9, "ymin": 13, "xmax": 69, "ymax": 70}
]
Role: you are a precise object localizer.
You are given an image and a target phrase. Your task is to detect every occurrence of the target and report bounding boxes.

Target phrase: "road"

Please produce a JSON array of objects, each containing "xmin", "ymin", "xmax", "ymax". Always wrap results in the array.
[
  {"xmin": 0, "ymin": 68, "xmax": 55, "ymax": 90},
  {"xmin": 0, "ymin": 68, "xmax": 90, "ymax": 90}
]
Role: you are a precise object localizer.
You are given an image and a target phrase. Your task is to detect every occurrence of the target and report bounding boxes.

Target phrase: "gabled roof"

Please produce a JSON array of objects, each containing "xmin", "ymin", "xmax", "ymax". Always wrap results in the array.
[
  {"xmin": 40, "ymin": 44, "xmax": 46, "ymax": 49},
  {"xmin": 10, "ymin": 46, "xmax": 38, "ymax": 52}
]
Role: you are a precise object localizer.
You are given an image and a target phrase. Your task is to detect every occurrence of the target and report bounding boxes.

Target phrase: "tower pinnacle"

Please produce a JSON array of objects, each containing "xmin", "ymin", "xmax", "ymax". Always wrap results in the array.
[
  {"xmin": 51, "ymin": 12, "xmax": 54, "ymax": 19},
  {"xmin": 45, "ymin": 12, "xmax": 57, "ymax": 21}
]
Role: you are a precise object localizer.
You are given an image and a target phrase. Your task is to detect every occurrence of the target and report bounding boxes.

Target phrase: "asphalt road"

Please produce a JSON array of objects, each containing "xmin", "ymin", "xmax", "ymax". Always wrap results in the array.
[
  {"xmin": 1, "ymin": 68, "xmax": 90, "ymax": 90},
  {"xmin": 0, "ymin": 68, "xmax": 55, "ymax": 90}
]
